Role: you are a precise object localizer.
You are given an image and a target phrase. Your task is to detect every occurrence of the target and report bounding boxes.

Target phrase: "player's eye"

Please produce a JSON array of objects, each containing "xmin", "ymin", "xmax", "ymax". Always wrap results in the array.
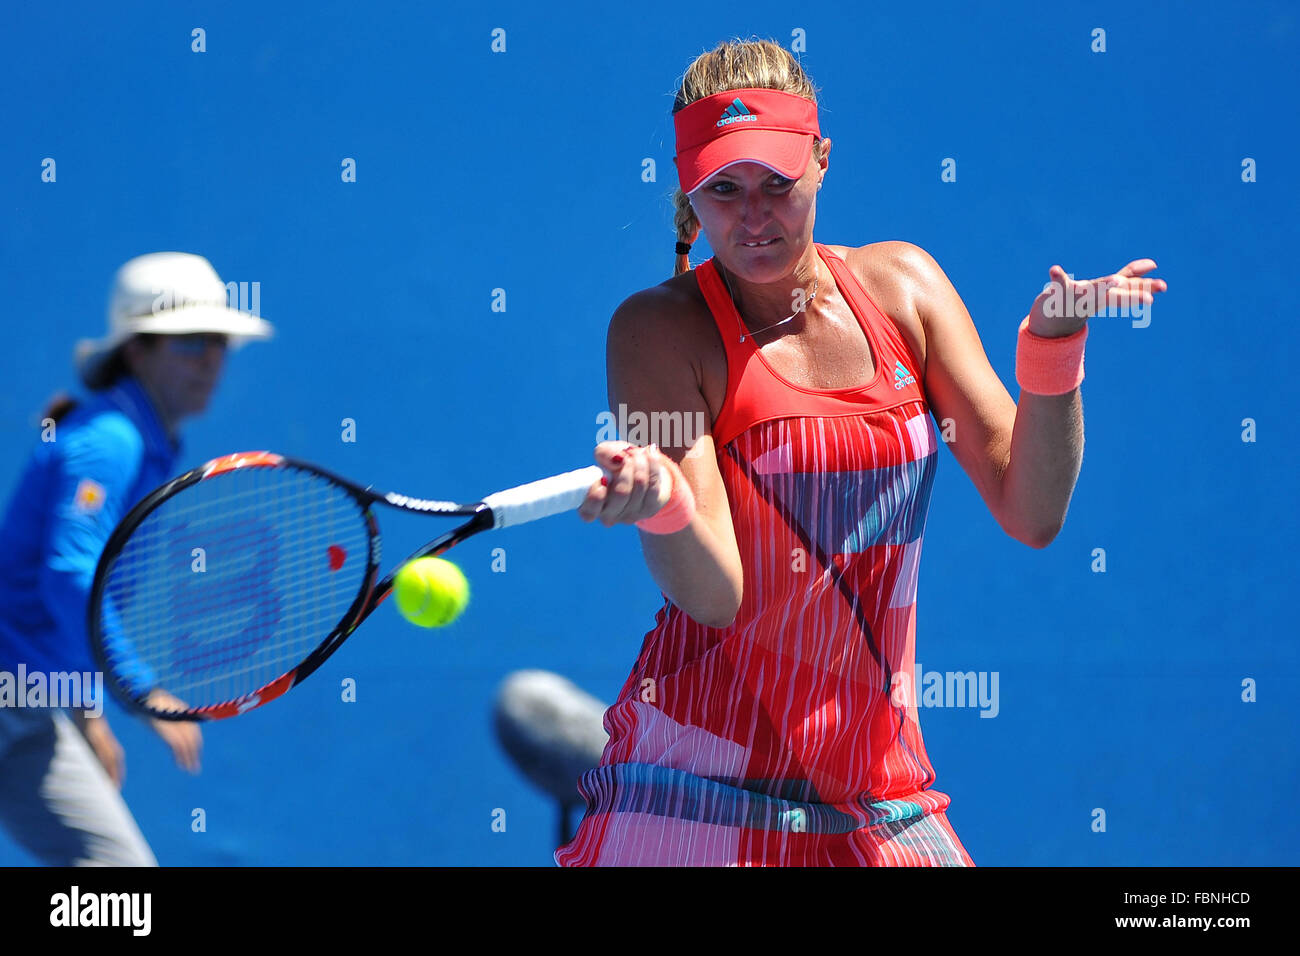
[{"xmin": 706, "ymin": 175, "xmax": 793, "ymax": 195}]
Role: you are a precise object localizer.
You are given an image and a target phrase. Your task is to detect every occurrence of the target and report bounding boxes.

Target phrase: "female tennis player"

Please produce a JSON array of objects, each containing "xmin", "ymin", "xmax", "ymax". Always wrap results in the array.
[
  {"xmin": 0, "ymin": 251, "xmax": 272, "ymax": 865},
  {"xmin": 559, "ymin": 39, "xmax": 1166, "ymax": 866}
]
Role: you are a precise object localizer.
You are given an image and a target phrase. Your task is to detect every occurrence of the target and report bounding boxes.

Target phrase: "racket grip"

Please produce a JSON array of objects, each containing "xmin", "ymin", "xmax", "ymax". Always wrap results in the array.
[{"xmin": 483, "ymin": 465, "xmax": 604, "ymax": 529}]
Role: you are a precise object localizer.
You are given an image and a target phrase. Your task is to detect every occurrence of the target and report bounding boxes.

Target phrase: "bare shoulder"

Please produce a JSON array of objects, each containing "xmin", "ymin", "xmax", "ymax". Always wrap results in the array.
[
  {"xmin": 606, "ymin": 270, "xmax": 727, "ymax": 417},
  {"xmin": 609, "ymin": 272, "xmax": 714, "ymax": 347},
  {"xmin": 824, "ymin": 240, "xmax": 943, "ymax": 374}
]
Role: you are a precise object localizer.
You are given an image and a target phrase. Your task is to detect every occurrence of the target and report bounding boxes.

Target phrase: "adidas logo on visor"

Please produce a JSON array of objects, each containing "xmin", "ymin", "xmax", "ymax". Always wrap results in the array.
[{"xmin": 716, "ymin": 97, "xmax": 758, "ymax": 127}]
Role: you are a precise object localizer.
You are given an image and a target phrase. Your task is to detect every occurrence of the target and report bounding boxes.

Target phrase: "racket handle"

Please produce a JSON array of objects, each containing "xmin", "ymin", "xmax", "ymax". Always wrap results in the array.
[{"xmin": 483, "ymin": 465, "xmax": 604, "ymax": 529}]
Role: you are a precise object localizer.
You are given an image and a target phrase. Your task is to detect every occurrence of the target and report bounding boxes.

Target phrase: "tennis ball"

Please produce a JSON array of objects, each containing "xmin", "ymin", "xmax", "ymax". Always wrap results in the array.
[{"xmin": 393, "ymin": 557, "xmax": 470, "ymax": 628}]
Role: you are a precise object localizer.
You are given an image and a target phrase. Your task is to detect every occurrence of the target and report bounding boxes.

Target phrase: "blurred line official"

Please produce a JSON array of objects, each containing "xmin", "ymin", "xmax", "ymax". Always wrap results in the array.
[{"xmin": 0, "ymin": 252, "xmax": 272, "ymax": 865}]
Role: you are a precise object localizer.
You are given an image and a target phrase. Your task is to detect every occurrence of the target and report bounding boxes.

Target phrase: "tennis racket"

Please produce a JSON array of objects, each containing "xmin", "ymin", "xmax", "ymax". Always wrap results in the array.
[{"xmin": 88, "ymin": 451, "xmax": 602, "ymax": 721}]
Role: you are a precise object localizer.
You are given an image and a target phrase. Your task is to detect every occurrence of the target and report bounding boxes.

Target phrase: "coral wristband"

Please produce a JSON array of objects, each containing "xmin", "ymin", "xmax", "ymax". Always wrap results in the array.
[
  {"xmin": 635, "ymin": 456, "xmax": 696, "ymax": 534},
  {"xmin": 1015, "ymin": 316, "xmax": 1087, "ymax": 395}
]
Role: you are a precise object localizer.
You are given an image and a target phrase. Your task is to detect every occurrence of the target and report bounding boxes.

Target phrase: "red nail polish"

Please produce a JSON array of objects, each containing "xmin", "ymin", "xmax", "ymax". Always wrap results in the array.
[
  {"xmin": 600, "ymin": 477, "xmax": 608, "ymax": 486},
  {"xmin": 611, "ymin": 455, "xmax": 624, "ymax": 465}
]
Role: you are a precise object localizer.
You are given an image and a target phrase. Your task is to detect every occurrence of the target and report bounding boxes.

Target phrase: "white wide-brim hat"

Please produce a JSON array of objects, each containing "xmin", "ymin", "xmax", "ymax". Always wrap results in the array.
[{"xmin": 76, "ymin": 252, "xmax": 274, "ymax": 389}]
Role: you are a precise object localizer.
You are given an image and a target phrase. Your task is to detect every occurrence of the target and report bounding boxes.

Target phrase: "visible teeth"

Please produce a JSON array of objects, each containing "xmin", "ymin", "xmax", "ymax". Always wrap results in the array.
[{"xmin": 744, "ymin": 238, "xmax": 776, "ymax": 246}]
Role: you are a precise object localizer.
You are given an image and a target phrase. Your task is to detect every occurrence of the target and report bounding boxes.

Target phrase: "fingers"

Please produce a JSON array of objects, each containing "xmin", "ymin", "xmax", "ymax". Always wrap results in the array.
[
  {"xmin": 1118, "ymin": 258, "xmax": 1158, "ymax": 277},
  {"xmin": 577, "ymin": 474, "xmax": 606, "ymax": 522},
  {"xmin": 153, "ymin": 719, "xmax": 203, "ymax": 774},
  {"xmin": 96, "ymin": 747, "xmax": 122, "ymax": 788},
  {"xmin": 1041, "ymin": 261, "xmax": 1167, "ymax": 321},
  {"xmin": 170, "ymin": 725, "xmax": 202, "ymax": 774},
  {"xmin": 578, "ymin": 440, "xmax": 624, "ymax": 522},
  {"xmin": 603, "ymin": 446, "xmax": 651, "ymax": 526},
  {"xmin": 1037, "ymin": 265, "xmax": 1069, "ymax": 298},
  {"xmin": 177, "ymin": 726, "xmax": 202, "ymax": 774},
  {"xmin": 108, "ymin": 745, "xmax": 125, "ymax": 788},
  {"xmin": 592, "ymin": 440, "xmax": 630, "ymax": 472},
  {"xmin": 580, "ymin": 443, "xmax": 668, "ymax": 527},
  {"xmin": 1102, "ymin": 283, "xmax": 1152, "ymax": 308},
  {"xmin": 1036, "ymin": 265, "xmax": 1083, "ymax": 308},
  {"xmin": 1050, "ymin": 261, "xmax": 1167, "ymax": 295},
  {"xmin": 89, "ymin": 721, "xmax": 125, "ymax": 788},
  {"xmin": 1107, "ymin": 260, "xmax": 1167, "ymax": 295},
  {"xmin": 1099, "ymin": 274, "xmax": 1166, "ymax": 310}
]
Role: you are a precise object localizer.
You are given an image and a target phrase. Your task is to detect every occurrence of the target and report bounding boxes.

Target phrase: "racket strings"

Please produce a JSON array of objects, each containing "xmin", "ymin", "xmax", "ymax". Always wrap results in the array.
[{"xmin": 98, "ymin": 465, "xmax": 372, "ymax": 711}]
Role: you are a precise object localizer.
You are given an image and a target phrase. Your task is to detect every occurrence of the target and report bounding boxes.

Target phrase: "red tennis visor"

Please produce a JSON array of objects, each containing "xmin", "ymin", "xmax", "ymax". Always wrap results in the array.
[{"xmin": 673, "ymin": 88, "xmax": 821, "ymax": 194}]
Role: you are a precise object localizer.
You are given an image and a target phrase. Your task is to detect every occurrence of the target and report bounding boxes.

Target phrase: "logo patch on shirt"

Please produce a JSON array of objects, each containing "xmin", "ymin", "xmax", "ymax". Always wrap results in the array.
[{"xmin": 73, "ymin": 478, "xmax": 106, "ymax": 514}]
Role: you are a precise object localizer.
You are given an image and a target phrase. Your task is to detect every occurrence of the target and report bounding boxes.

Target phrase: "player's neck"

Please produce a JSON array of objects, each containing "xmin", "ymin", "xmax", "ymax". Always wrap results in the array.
[{"xmin": 716, "ymin": 247, "xmax": 820, "ymax": 333}]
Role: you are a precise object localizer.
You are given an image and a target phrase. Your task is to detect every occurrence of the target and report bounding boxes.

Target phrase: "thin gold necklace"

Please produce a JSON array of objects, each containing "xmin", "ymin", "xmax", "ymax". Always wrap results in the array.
[{"xmin": 718, "ymin": 262, "xmax": 820, "ymax": 343}]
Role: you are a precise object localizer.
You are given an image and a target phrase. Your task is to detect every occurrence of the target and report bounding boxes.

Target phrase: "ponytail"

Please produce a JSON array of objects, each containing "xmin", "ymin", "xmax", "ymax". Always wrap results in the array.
[
  {"xmin": 41, "ymin": 392, "xmax": 78, "ymax": 425},
  {"xmin": 38, "ymin": 340, "xmax": 140, "ymax": 425},
  {"xmin": 672, "ymin": 188, "xmax": 700, "ymax": 277}
]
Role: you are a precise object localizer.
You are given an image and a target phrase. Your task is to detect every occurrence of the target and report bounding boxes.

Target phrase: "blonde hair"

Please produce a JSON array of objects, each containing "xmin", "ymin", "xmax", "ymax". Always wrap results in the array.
[{"xmin": 671, "ymin": 39, "xmax": 824, "ymax": 276}]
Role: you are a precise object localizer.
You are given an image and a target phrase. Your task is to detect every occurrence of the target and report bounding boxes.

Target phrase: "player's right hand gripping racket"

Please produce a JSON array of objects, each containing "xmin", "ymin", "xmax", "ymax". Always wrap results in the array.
[{"xmin": 88, "ymin": 452, "xmax": 602, "ymax": 722}]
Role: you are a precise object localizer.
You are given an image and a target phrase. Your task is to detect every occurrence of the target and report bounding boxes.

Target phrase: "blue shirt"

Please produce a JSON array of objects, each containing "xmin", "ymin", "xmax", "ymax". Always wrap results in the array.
[{"xmin": 0, "ymin": 377, "xmax": 179, "ymax": 676}]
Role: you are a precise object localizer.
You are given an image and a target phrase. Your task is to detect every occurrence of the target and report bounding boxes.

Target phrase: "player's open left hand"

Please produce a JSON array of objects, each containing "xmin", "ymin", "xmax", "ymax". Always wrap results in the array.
[{"xmin": 1027, "ymin": 259, "xmax": 1168, "ymax": 338}]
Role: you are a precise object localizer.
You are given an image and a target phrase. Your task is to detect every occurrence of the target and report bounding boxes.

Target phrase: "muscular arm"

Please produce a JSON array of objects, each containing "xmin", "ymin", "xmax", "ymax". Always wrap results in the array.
[
  {"xmin": 589, "ymin": 289, "xmax": 744, "ymax": 627},
  {"xmin": 896, "ymin": 243, "xmax": 1082, "ymax": 547},
  {"xmin": 997, "ymin": 391, "xmax": 1083, "ymax": 547}
]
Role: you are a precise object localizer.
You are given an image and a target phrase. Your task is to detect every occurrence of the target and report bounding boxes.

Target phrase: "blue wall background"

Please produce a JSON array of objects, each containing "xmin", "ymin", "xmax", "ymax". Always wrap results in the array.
[{"xmin": 1, "ymin": 0, "xmax": 1295, "ymax": 865}]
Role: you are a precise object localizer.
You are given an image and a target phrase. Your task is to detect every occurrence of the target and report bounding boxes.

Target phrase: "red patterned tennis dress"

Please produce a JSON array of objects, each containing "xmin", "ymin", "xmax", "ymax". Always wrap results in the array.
[{"xmin": 556, "ymin": 243, "xmax": 974, "ymax": 866}]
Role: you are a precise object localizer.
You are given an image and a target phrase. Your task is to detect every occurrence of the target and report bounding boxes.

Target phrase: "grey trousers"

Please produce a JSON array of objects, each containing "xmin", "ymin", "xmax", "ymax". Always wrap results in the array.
[{"xmin": 0, "ymin": 707, "xmax": 157, "ymax": 866}]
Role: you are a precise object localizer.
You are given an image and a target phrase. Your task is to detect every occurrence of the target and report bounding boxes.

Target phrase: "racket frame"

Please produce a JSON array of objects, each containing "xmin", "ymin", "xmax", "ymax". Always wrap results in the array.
[{"xmin": 88, "ymin": 451, "xmax": 500, "ymax": 721}]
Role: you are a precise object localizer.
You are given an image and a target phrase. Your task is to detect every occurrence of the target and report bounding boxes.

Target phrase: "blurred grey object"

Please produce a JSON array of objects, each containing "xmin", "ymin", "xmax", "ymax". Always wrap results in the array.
[{"xmin": 492, "ymin": 669, "xmax": 609, "ymax": 847}]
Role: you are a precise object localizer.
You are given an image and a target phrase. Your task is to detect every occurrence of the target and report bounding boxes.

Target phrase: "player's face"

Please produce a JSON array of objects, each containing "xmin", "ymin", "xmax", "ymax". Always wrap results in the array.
[
  {"xmin": 688, "ymin": 143, "xmax": 827, "ymax": 284},
  {"xmin": 130, "ymin": 334, "xmax": 227, "ymax": 423}
]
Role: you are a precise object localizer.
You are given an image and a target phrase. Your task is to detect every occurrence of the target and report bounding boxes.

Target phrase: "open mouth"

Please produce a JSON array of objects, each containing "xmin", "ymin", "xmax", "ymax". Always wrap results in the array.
[{"xmin": 740, "ymin": 237, "xmax": 780, "ymax": 248}]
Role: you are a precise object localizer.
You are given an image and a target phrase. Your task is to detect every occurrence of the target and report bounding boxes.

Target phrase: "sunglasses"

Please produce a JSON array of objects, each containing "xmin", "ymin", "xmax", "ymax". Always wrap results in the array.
[{"xmin": 165, "ymin": 334, "xmax": 230, "ymax": 357}]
